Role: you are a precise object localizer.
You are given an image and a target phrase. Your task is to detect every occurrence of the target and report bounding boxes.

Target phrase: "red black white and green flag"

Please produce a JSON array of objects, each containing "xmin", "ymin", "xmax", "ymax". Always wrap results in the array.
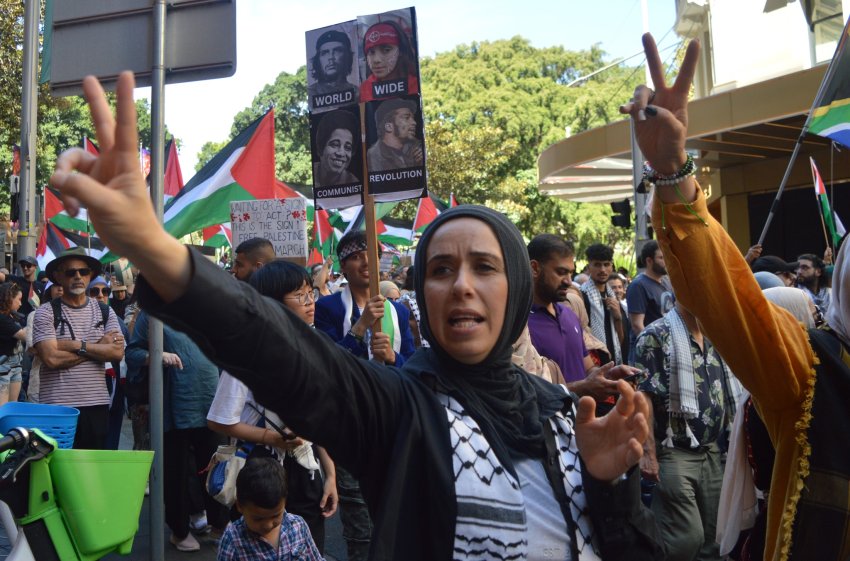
[
  {"xmin": 203, "ymin": 224, "xmax": 232, "ymax": 249},
  {"xmin": 809, "ymin": 15, "xmax": 850, "ymax": 147},
  {"xmin": 810, "ymin": 157, "xmax": 846, "ymax": 246},
  {"xmin": 164, "ymin": 110, "xmax": 276, "ymax": 239},
  {"xmin": 36, "ymin": 223, "xmax": 116, "ymax": 272},
  {"xmin": 413, "ymin": 194, "xmax": 450, "ymax": 233}
]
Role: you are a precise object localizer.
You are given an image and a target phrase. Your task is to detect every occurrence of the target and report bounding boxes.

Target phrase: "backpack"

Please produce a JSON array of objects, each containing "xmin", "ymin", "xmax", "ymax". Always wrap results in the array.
[{"xmin": 50, "ymin": 297, "xmax": 111, "ymax": 340}]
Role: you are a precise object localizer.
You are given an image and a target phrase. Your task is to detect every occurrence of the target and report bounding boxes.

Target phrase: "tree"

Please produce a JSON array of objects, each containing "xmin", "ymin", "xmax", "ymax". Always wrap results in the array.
[
  {"xmin": 196, "ymin": 140, "xmax": 227, "ymax": 172},
  {"xmin": 0, "ymin": 1, "xmax": 170, "ymax": 220},
  {"xmin": 419, "ymin": 37, "xmax": 639, "ymax": 251}
]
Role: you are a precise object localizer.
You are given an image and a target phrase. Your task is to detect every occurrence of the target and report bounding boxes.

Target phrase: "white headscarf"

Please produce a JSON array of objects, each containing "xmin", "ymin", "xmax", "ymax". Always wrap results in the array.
[
  {"xmin": 762, "ymin": 287, "xmax": 816, "ymax": 330},
  {"xmin": 827, "ymin": 241, "xmax": 850, "ymax": 345}
]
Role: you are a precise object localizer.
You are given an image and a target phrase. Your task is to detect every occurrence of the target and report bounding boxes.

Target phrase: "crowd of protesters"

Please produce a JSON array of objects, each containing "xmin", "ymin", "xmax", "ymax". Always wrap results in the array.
[{"xmin": 13, "ymin": 30, "xmax": 850, "ymax": 561}]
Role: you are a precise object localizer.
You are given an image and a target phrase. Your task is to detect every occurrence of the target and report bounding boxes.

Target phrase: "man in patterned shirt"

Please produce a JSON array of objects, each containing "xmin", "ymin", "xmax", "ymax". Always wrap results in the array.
[
  {"xmin": 218, "ymin": 457, "xmax": 322, "ymax": 561},
  {"xmin": 635, "ymin": 301, "xmax": 742, "ymax": 561}
]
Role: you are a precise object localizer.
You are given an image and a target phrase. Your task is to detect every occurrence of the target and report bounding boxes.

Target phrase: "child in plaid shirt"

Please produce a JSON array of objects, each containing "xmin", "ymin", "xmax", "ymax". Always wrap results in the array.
[{"xmin": 218, "ymin": 457, "xmax": 323, "ymax": 560}]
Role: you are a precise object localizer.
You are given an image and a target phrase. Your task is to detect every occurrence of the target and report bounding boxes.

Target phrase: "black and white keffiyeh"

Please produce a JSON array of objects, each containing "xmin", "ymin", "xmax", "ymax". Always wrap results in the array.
[
  {"xmin": 580, "ymin": 280, "xmax": 622, "ymax": 364},
  {"xmin": 663, "ymin": 307, "xmax": 743, "ymax": 448}
]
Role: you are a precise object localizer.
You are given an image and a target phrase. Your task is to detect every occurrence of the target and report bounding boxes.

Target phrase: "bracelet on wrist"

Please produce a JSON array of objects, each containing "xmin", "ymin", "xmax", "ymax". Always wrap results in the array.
[
  {"xmin": 347, "ymin": 328, "xmax": 364, "ymax": 343},
  {"xmin": 640, "ymin": 153, "xmax": 696, "ymax": 191}
]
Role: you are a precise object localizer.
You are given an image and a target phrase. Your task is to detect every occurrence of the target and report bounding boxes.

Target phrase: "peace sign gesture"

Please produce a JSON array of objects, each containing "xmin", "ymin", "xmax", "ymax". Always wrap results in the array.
[
  {"xmin": 50, "ymin": 72, "xmax": 190, "ymax": 302},
  {"xmin": 619, "ymin": 33, "xmax": 701, "ymax": 176}
]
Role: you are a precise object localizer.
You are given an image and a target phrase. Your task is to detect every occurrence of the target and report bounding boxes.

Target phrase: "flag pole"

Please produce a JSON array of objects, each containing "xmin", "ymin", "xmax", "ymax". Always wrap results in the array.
[
  {"xmin": 758, "ymin": 16, "xmax": 850, "ymax": 246},
  {"xmin": 359, "ymin": 103, "xmax": 384, "ymax": 346}
]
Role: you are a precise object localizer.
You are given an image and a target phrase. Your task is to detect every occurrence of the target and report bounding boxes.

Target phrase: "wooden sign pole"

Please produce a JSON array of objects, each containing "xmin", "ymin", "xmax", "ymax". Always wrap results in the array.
[{"xmin": 359, "ymin": 103, "xmax": 383, "ymax": 336}]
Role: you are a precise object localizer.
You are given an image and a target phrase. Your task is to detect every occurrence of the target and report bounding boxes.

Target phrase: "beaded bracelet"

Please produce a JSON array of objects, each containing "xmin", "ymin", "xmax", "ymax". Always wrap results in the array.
[{"xmin": 642, "ymin": 153, "xmax": 696, "ymax": 188}]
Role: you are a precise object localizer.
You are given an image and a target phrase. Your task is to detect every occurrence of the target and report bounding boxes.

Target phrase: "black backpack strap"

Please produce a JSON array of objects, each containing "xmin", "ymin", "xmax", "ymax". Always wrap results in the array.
[
  {"xmin": 51, "ymin": 298, "xmax": 75, "ymax": 340},
  {"xmin": 96, "ymin": 301, "xmax": 110, "ymax": 329}
]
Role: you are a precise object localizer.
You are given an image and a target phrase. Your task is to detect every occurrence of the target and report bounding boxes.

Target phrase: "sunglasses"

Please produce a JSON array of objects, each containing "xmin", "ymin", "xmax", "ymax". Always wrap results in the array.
[
  {"xmin": 20, "ymin": 263, "xmax": 35, "ymax": 269},
  {"xmin": 62, "ymin": 268, "xmax": 92, "ymax": 278},
  {"xmin": 89, "ymin": 287, "xmax": 111, "ymax": 297}
]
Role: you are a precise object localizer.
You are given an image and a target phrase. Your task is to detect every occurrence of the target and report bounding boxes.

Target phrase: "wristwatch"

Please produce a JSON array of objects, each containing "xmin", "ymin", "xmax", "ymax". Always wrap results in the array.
[{"xmin": 76, "ymin": 341, "xmax": 87, "ymax": 357}]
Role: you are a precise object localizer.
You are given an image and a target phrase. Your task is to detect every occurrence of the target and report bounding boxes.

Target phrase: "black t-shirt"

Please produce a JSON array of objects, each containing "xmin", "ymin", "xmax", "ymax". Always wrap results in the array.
[
  {"xmin": 0, "ymin": 313, "xmax": 23, "ymax": 356},
  {"xmin": 7, "ymin": 275, "xmax": 44, "ymax": 317}
]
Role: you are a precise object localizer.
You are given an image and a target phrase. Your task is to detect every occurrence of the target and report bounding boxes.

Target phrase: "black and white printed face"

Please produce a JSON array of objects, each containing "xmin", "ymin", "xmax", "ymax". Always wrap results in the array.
[
  {"xmin": 318, "ymin": 41, "xmax": 347, "ymax": 83},
  {"xmin": 391, "ymin": 109, "xmax": 417, "ymax": 141}
]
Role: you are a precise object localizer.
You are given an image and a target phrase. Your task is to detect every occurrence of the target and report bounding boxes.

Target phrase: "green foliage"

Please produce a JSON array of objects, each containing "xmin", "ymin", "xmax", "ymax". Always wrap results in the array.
[
  {"xmin": 0, "ymin": 1, "xmax": 170, "ymax": 222},
  {"xmin": 196, "ymin": 140, "xmax": 227, "ymax": 172}
]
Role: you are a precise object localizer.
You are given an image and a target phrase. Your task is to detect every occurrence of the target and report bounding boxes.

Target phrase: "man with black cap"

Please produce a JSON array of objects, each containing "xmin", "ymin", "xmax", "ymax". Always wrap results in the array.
[
  {"xmin": 308, "ymin": 28, "xmax": 359, "ymax": 110},
  {"xmin": 366, "ymin": 98, "xmax": 423, "ymax": 172},
  {"xmin": 0, "ymin": 256, "xmax": 45, "ymax": 318},
  {"xmin": 31, "ymin": 248, "xmax": 124, "ymax": 449},
  {"xmin": 751, "ymin": 255, "xmax": 798, "ymax": 287}
]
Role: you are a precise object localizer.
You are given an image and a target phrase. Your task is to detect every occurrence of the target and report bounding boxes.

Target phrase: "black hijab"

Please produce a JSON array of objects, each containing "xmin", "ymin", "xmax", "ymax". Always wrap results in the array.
[{"xmin": 408, "ymin": 205, "xmax": 565, "ymax": 473}]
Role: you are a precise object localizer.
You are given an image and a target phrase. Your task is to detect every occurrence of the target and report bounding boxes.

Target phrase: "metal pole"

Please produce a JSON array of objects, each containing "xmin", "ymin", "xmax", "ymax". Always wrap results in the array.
[
  {"xmin": 756, "ymin": 137, "xmax": 805, "ymax": 246},
  {"xmin": 631, "ymin": 121, "xmax": 650, "ymax": 267},
  {"xmin": 148, "ymin": 1, "xmax": 167, "ymax": 558},
  {"xmin": 757, "ymin": 15, "xmax": 850, "ymax": 246},
  {"xmin": 18, "ymin": 0, "xmax": 39, "ymax": 260}
]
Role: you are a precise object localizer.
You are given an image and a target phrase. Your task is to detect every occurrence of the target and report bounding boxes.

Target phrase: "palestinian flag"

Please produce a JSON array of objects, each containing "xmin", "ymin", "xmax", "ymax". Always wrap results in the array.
[
  {"xmin": 313, "ymin": 208, "xmax": 335, "ymax": 257},
  {"xmin": 413, "ymin": 194, "xmax": 448, "ymax": 233},
  {"xmin": 307, "ymin": 247, "xmax": 325, "ymax": 267},
  {"xmin": 379, "ymin": 217, "xmax": 415, "ymax": 247},
  {"xmin": 164, "ymin": 139, "xmax": 184, "ymax": 201},
  {"xmin": 35, "ymin": 223, "xmax": 117, "ymax": 271},
  {"xmin": 338, "ymin": 202, "xmax": 399, "ymax": 235},
  {"xmin": 45, "ymin": 187, "xmax": 92, "ymax": 233},
  {"xmin": 36, "ymin": 223, "xmax": 71, "ymax": 272},
  {"xmin": 810, "ymin": 157, "xmax": 845, "ymax": 246},
  {"xmin": 809, "ymin": 15, "xmax": 850, "ymax": 147},
  {"xmin": 84, "ymin": 137, "xmax": 99, "ymax": 155},
  {"xmin": 164, "ymin": 110, "xmax": 276, "ymax": 239},
  {"xmin": 203, "ymin": 224, "xmax": 232, "ymax": 248}
]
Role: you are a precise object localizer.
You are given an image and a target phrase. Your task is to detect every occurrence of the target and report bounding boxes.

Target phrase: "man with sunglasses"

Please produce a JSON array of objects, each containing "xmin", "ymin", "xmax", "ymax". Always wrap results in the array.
[{"xmin": 32, "ymin": 249, "xmax": 124, "ymax": 449}]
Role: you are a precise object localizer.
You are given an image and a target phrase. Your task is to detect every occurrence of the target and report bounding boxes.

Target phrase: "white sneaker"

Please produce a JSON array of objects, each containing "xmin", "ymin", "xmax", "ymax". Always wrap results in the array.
[
  {"xmin": 170, "ymin": 532, "xmax": 201, "ymax": 552},
  {"xmin": 189, "ymin": 512, "xmax": 210, "ymax": 535}
]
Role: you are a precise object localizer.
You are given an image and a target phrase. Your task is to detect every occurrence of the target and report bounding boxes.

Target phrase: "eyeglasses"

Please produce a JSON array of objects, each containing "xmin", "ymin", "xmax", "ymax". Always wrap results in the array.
[
  {"xmin": 89, "ymin": 287, "xmax": 111, "ymax": 297},
  {"xmin": 19, "ymin": 263, "xmax": 35, "ymax": 269},
  {"xmin": 283, "ymin": 291, "xmax": 316, "ymax": 306},
  {"xmin": 62, "ymin": 268, "xmax": 92, "ymax": 278}
]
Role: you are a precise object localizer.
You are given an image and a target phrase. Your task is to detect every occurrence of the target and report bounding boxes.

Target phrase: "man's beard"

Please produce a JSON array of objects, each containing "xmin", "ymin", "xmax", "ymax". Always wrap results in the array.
[
  {"xmin": 797, "ymin": 275, "xmax": 816, "ymax": 289},
  {"xmin": 68, "ymin": 286, "xmax": 86, "ymax": 296},
  {"xmin": 536, "ymin": 277, "xmax": 567, "ymax": 303},
  {"xmin": 651, "ymin": 262, "xmax": 667, "ymax": 276}
]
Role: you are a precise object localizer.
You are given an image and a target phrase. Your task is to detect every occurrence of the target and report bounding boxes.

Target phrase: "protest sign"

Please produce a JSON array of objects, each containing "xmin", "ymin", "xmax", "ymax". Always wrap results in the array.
[
  {"xmin": 309, "ymin": 106, "xmax": 364, "ymax": 210},
  {"xmin": 306, "ymin": 21, "xmax": 361, "ymax": 113},
  {"xmin": 230, "ymin": 198, "xmax": 308, "ymax": 261},
  {"xmin": 307, "ymin": 7, "xmax": 426, "ymax": 209}
]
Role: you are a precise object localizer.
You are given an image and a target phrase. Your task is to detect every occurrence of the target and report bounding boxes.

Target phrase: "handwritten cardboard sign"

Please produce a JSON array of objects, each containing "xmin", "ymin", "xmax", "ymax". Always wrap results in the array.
[{"xmin": 230, "ymin": 198, "xmax": 308, "ymax": 260}]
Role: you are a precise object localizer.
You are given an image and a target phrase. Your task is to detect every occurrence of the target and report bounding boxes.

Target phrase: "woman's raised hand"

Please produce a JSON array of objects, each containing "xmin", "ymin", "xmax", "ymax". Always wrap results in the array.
[
  {"xmin": 619, "ymin": 33, "xmax": 700, "ymax": 175},
  {"xmin": 50, "ymin": 72, "xmax": 190, "ymax": 302}
]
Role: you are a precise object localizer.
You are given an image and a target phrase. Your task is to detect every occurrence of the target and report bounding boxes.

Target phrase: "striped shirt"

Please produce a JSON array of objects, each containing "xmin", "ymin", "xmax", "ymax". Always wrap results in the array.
[{"xmin": 32, "ymin": 298, "xmax": 121, "ymax": 407}]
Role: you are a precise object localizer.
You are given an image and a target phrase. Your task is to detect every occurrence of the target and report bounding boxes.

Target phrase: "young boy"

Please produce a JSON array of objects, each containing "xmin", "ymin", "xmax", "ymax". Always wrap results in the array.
[{"xmin": 217, "ymin": 457, "xmax": 323, "ymax": 560}]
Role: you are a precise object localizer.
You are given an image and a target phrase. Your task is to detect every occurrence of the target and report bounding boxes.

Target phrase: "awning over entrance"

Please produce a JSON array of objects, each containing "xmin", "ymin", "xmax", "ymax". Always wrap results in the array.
[{"xmin": 538, "ymin": 63, "xmax": 840, "ymax": 205}]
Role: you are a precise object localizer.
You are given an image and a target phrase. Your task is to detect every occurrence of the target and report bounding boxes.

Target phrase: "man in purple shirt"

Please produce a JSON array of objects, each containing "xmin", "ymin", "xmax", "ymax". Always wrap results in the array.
[{"xmin": 527, "ymin": 234, "xmax": 623, "ymax": 402}]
